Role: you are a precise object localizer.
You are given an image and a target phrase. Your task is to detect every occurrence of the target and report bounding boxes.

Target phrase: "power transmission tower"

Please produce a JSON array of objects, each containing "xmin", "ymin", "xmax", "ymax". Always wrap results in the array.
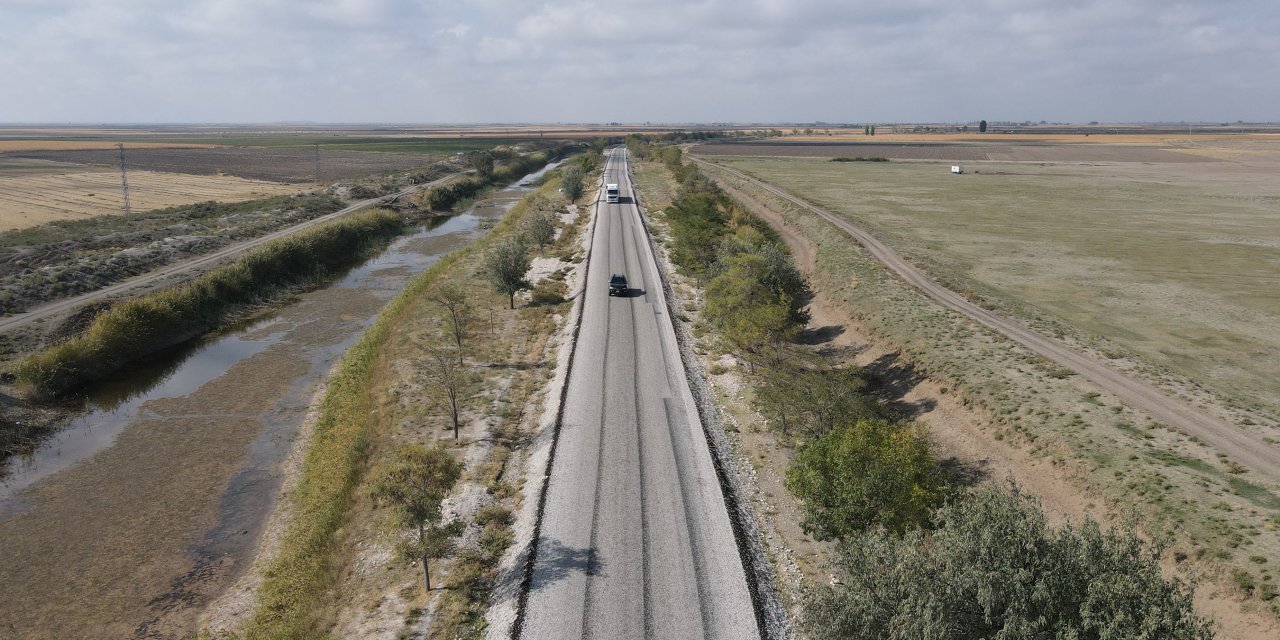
[
  {"xmin": 314, "ymin": 142, "xmax": 321, "ymax": 183},
  {"xmin": 117, "ymin": 143, "xmax": 131, "ymax": 215}
]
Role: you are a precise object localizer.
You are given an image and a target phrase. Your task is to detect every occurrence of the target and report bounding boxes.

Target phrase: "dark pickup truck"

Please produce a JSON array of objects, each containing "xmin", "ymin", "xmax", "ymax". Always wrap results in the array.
[{"xmin": 608, "ymin": 274, "xmax": 628, "ymax": 296}]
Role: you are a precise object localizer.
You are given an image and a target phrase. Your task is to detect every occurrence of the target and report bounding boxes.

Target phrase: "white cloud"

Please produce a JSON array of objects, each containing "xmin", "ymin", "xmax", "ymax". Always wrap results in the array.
[{"xmin": 0, "ymin": 0, "xmax": 1275, "ymax": 122}]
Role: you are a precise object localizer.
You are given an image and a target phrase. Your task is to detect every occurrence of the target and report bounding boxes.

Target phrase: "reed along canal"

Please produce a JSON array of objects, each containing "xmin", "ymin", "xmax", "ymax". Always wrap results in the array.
[{"xmin": 0, "ymin": 165, "xmax": 557, "ymax": 640}]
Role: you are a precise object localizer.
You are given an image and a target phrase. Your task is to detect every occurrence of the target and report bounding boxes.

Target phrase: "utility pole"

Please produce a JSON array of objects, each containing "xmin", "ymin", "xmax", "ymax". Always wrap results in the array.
[
  {"xmin": 314, "ymin": 142, "xmax": 321, "ymax": 183},
  {"xmin": 117, "ymin": 143, "xmax": 131, "ymax": 215}
]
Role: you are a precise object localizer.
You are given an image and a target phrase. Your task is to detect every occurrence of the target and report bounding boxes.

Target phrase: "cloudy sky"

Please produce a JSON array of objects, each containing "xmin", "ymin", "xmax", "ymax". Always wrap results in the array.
[{"xmin": 1, "ymin": 0, "xmax": 1276, "ymax": 124}]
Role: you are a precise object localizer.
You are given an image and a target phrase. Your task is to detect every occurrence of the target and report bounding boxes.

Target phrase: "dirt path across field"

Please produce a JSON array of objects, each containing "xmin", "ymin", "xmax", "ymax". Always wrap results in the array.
[
  {"xmin": 0, "ymin": 171, "xmax": 463, "ymax": 334},
  {"xmin": 702, "ymin": 165, "xmax": 1280, "ymax": 640},
  {"xmin": 692, "ymin": 156, "xmax": 1280, "ymax": 486}
]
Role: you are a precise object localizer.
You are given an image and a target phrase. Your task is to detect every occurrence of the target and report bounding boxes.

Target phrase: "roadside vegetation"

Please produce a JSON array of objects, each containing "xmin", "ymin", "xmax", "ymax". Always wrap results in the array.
[
  {"xmin": 241, "ymin": 156, "xmax": 597, "ymax": 639},
  {"xmin": 697, "ymin": 156, "xmax": 1280, "ymax": 624},
  {"xmin": 628, "ymin": 139, "xmax": 1218, "ymax": 637},
  {"xmin": 13, "ymin": 209, "xmax": 403, "ymax": 397},
  {"xmin": 807, "ymin": 484, "xmax": 1214, "ymax": 639},
  {"xmin": 421, "ymin": 142, "xmax": 579, "ymax": 212}
]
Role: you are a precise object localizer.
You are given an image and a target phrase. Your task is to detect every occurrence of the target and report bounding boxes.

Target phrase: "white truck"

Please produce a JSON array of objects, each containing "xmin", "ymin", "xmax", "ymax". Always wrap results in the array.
[{"xmin": 606, "ymin": 183, "xmax": 620, "ymax": 203}]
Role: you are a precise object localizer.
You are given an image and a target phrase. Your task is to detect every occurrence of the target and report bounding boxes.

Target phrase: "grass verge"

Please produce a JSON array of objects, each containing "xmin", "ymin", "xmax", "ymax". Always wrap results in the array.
[
  {"xmin": 241, "ymin": 162, "xmax": 585, "ymax": 639},
  {"xmin": 695, "ymin": 157, "xmax": 1280, "ymax": 624}
]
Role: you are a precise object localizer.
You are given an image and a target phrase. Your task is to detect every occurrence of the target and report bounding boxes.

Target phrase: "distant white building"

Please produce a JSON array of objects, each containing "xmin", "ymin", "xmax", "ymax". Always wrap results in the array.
[{"xmin": 951, "ymin": 165, "xmax": 964, "ymax": 174}]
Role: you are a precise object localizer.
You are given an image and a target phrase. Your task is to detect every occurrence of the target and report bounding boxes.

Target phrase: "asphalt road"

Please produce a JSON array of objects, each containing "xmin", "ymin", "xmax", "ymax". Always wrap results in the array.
[
  {"xmin": 694, "ymin": 156, "xmax": 1280, "ymax": 486},
  {"xmin": 520, "ymin": 150, "xmax": 759, "ymax": 639},
  {"xmin": 0, "ymin": 172, "xmax": 463, "ymax": 334}
]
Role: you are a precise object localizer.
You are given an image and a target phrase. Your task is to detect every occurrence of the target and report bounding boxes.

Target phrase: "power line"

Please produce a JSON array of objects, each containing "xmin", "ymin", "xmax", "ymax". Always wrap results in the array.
[{"xmin": 117, "ymin": 143, "xmax": 131, "ymax": 215}]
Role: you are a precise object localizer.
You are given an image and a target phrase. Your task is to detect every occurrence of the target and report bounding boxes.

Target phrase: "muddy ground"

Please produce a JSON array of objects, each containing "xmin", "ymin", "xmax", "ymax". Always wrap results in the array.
[{"xmin": 0, "ymin": 286, "xmax": 382, "ymax": 639}]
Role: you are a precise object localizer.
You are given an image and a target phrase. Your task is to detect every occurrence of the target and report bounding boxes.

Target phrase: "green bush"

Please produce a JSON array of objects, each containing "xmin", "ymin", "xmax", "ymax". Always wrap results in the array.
[
  {"xmin": 786, "ymin": 418, "xmax": 945, "ymax": 539},
  {"xmin": 530, "ymin": 279, "xmax": 567, "ymax": 305},
  {"xmin": 755, "ymin": 362, "xmax": 879, "ymax": 438},
  {"xmin": 805, "ymin": 483, "xmax": 1215, "ymax": 639}
]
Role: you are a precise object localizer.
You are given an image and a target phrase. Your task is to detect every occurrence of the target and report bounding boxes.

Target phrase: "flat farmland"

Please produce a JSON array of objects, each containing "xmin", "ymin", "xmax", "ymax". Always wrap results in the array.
[
  {"xmin": 0, "ymin": 158, "xmax": 298, "ymax": 232},
  {"xmin": 705, "ymin": 145, "xmax": 1280, "ymax": 419},
  {"xmin": 693, "ymin": 139, "xmax": 1214, "ymax": 163},
  {"xmin": 6, "ymin": 146, "xmax": 433, "ymax": 183},
  {"xmin": 0, "ymin": 141, "xmax": 216, "ymax": 153}
]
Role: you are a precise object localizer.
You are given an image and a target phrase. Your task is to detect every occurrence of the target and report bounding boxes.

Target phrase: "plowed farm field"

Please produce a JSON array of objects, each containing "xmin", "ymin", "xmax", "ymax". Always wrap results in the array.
[{"xmin": 0, "ymin": 159, "xmax": 298, "ymax": 232}]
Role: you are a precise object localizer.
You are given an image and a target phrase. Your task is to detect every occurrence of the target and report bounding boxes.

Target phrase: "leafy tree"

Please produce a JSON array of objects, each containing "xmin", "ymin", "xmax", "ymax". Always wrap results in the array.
[
  {"xmin": 756, "ymin": 362, "xmax": 878, "ymax": 439},
  {"xmin": 786, "ymin": 418, "xmax": 945, "ymax": 539},
  {"xmin": 560, "ymin": 165, "xmax": 586, "ymax": 201},
  {"xmin": 484, "ymin": 238, "xmax": 531, "ymax": 309},
  {"xmin": 979, "ymin": 119, "xmax": 988, "ymax": 133},
  {"xmin": 430, "ymin": 283, "xmax": 472, "ymax": 364},
  {"xmin": 421, "ymin": 344, "xmax": 477, "ymax": 439},
  {"xmin": 525, "ymin": 211, "xmax": 556, "ymax": 251},
  {"xmin": 371, "ymin": 444, "xmax": 465, "ymax": 592},
  {"xmin": 466, "ymin": 151, "xmax": 495, "ymax": 178},
  {"xmin": 665, "ymin": 190, "xmax": 728, "ymax": 277},
  {"xmin": 752, "ymin": 242, "xmax": 810, "ymax": 325},
  {"xmin": 804, "ymin": 483, "xmax": 1215, "ymax": 640},
  {"xmin": 704, "ymin": 253, "xmax": 800, "ymax": 370}
]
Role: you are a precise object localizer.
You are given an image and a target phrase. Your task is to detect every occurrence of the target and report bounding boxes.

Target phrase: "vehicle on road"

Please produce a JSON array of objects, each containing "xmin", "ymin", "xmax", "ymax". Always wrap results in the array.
[
  {"xmin": 606, "ymin": 183, "xmax": 619, "ymax": 203},
  {"xmin": 608, "ymin": 273, "xmax": 628, "ymax": 296}
]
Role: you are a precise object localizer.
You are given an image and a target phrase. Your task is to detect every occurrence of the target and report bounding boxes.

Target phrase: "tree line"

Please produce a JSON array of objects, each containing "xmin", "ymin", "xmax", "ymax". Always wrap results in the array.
[
  {"xmin": 367, "ymin": 156, "xmax": 597, "ymax": 599},
  {"xmin": 424, "ymin": 142, "xmax": 580, "ymax": 211},
  {"xmin": 639, "ymin": 143, "xmax": 1215, "ymax": 639}
]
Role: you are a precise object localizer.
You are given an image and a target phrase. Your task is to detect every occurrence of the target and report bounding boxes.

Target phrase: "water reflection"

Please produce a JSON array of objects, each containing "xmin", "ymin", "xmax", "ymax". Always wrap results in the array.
[
  {"xmin": 0, "ymin": 160, "xmax": 560, "ymax": 500},
  {"xmin": 0, "ymin": 319, "xmax": 286, "ymax": 498}
]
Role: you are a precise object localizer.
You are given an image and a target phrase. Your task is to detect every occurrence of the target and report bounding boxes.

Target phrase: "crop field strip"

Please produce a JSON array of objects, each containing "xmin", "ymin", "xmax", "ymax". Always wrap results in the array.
[
  {"xmin": 0, "ymin": 169, "xmax": 298, "ymax": 231},
  {"xmin": 4, "ymin": 147, "xmax": 435, "ymax": 182}
]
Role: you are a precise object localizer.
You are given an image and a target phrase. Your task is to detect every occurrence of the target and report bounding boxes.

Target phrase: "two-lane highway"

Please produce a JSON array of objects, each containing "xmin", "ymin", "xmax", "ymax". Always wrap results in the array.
[{"xmin": 520, "ymin": 150, "xmax": 758, "ymax": 639}]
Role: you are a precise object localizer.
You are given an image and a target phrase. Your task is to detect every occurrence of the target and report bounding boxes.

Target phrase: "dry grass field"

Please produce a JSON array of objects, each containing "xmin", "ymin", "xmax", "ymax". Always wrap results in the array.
[
  {"xmin": 6, "ymin": 147, "xmax": 434, "ymax": 183},
  {"xmin": 702, "ymin": 140, "xmax": 1280, "ymax": 423},
  {"xmin": 690, "ymin": 145, "xmax": 1280, "ymax": 632},
  {"xmin": 0, "ymin": 158, "xmax": 298, "ymax": 232},
  {"xmin": 0, "ymin": 140, "xmax": 214, "ymax": 152}
]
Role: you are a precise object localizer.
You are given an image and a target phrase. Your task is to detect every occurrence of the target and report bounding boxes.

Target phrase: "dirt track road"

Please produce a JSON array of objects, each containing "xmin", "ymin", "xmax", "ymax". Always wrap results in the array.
[
  {"xmin": 693, "ymin": 156, "xmax": 1280, "ymax": 486},
  {"xmin": 0, "ymin": 172, "xmax": 462, "ymax": 335}
]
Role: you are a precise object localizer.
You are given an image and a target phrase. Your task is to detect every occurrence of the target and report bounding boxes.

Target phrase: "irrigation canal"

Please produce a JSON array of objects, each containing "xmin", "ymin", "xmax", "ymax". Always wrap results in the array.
[{"xmin": 0, "ymin": 163, "xmax": 558, "ymax": 639}]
